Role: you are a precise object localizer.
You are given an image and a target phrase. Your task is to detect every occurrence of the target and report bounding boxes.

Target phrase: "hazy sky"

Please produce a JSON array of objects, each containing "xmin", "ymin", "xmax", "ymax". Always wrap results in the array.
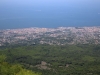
[
  {"xmin": 0, "ymin": 0, "xmax": 100, "ymax": 6},
  {"xmin": 0, "ymin": 0, "xmax": 100, "ymax": 29},
  {"xmin": 0, "ymin": 0, "xmax": 100, "ymax": 8}
]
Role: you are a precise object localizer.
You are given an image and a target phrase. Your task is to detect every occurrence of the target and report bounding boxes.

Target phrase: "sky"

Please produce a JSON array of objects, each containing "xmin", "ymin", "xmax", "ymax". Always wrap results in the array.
[{"xmin": 0, "ymin": 0, "xmax": 100, "ymax": 29}]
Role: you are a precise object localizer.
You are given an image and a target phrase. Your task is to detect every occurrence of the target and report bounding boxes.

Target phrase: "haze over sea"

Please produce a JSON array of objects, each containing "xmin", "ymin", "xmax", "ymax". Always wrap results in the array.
[{"xmin": 0, "ymin": 0, "xmax": 100, "ymax": 29}]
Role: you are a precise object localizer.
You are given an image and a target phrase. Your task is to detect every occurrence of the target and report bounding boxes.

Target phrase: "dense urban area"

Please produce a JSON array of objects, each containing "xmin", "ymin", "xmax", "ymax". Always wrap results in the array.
[{"xmin": 0, "ymin": 26, "xmax": 100, "ymax": 46}]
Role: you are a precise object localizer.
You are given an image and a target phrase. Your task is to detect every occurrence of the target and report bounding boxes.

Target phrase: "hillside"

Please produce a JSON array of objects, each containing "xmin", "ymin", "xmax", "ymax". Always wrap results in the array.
[{"xmin": 0, "ymin": 44, "xmax": 100, "ymax": 75}]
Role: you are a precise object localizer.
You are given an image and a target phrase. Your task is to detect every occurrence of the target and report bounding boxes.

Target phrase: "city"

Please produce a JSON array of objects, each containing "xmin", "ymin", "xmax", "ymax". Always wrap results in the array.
[{"xmin": 0, "ymin": 26, "xmax": 100, "ymax": 46}]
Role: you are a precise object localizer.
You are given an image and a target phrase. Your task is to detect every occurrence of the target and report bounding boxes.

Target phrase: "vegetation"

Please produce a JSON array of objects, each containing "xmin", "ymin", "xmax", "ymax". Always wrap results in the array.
[
  {"xmin": 0, "ymin": 44, "xmax": 100, "ymax": 75},
  {"xmin": 0, "ymin": 55, "xmax": 41, "ymax": 75}
]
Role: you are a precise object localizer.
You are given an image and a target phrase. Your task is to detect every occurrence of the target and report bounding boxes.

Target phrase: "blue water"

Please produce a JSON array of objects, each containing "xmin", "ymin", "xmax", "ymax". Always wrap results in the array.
[{"xmin": 0, "ymin": 0, "xmax": 100, "ymax": 29}]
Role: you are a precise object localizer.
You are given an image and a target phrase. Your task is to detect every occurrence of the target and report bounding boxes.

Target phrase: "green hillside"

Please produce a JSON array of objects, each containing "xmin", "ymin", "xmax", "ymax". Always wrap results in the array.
[{"xmin": 0, "ymin": 44, "xmax": 100, "ymax": 75}]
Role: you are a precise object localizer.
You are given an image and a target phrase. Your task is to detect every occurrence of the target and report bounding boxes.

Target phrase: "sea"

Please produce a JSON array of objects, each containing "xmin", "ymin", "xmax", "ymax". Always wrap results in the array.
[{"xmin": 0, "ymin": 1, "xmax": 100, "ymax": 29}]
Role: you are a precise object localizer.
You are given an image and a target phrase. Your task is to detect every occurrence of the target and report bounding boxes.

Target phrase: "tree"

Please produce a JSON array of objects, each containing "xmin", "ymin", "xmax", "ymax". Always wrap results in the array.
[{"xmin": 0, "ymin": 55, "xmax": 41, "ymax": 75}]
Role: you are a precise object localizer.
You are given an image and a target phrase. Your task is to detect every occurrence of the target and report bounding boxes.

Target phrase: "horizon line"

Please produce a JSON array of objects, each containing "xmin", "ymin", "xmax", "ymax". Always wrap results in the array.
[{"xmin": 0, "ymin": 26, "xmax": 100, "ymax": 30}]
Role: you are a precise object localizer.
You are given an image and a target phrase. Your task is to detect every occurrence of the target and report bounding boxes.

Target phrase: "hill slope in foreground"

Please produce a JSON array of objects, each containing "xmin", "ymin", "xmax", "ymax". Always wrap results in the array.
[{"xmin": 0, "ymin": 44, "xmax": 100, "ymax": 75}]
